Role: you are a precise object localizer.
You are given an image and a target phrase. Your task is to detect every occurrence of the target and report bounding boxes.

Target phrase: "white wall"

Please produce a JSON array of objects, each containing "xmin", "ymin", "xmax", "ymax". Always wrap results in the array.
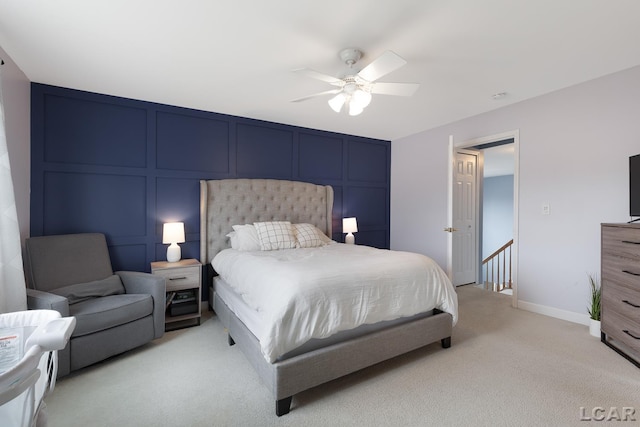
[
  {"xmin": 0, "ymin": 46, "xmax": 30, "ymax": 243},
  {"xmin": 391, "ymin": 65, "xmax": 640, "ymax": 320}
]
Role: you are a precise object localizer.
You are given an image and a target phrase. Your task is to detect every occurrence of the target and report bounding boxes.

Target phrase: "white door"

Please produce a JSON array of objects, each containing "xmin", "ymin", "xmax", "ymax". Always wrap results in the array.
[{"xmin": 451, "ymin": 149, "xmax": 480, "ymax": 285}]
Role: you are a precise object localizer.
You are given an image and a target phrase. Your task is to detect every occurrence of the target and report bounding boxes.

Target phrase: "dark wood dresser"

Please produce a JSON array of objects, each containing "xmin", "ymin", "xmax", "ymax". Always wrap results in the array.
[{"xmin": 601, "ymin": 223, "xmax": 640, "ymax": 367}]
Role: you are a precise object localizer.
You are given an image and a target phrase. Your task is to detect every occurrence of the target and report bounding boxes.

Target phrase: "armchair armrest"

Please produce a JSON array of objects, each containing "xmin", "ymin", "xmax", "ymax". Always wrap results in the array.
[
  {"xmin": 26, "ymin": 288, "xmax": 69, "ymax": 317},
  {"xmin": 116, "ymin": 271, "xmax": 166, "ymax": 338}
]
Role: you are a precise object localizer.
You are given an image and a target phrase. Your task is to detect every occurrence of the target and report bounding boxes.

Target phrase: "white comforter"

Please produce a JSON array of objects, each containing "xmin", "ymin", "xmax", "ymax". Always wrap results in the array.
[{"xmin": 212, "ymin": 243, "xmax": 458, "ymax": 362}]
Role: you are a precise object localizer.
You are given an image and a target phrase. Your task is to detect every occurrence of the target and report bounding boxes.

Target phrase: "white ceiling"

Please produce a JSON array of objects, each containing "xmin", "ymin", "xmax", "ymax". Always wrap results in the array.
[{"xmin": 1, "ymin": 0, "xmax": 640, "ymax": 141}]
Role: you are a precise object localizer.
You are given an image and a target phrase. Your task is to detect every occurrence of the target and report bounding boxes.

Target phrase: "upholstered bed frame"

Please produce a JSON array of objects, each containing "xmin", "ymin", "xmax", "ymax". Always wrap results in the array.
[{"xmin": 200, "ymin": 178, "xmax": 453, "ymax": 416}]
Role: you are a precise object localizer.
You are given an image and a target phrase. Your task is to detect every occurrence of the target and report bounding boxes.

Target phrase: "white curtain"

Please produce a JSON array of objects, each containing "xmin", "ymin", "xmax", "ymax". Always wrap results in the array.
[{"xmin": 0, "ymin": 65, "xmax": 27, "ymax": 313}]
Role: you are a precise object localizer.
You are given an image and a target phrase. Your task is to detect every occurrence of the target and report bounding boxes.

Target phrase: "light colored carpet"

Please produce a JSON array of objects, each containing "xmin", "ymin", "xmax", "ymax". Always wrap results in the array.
[{"xmin": 43, "ymin": 286, "xmax": 640, "ymax": 426}]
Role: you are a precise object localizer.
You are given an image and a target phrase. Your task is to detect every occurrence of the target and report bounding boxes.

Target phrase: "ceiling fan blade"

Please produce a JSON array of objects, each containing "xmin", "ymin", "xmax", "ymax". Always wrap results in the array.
[
  {"xmin": 371, "ymin": 82, "xmax": 420, "ymax": 97},
  {"xmin": 357, "ymin": 50, "xmax": 407, "ymax": 82},
  {"xmin": 292, "ymin": 68, "xmax": 343, "ymax": 86},
  {"xmin": 291, "ymin": 89, "xmax": 341, "ymax": 103}
]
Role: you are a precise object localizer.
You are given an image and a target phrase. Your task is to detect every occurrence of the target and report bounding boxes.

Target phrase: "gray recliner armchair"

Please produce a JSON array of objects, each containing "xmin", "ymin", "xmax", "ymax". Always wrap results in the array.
[{"xmin": 25, "ymin": 233, "xmax": 165, "ymax": 377}]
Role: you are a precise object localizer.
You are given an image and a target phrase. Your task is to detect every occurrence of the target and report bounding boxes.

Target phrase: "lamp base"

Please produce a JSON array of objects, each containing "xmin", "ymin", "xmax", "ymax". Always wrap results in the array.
[
  {"xmin": 345, "ymin": 233, "xmax": 355, "ymax": 245},
  {"xmin": 167, "ymin": 243, "xmax": 181, "ymax": 263}
]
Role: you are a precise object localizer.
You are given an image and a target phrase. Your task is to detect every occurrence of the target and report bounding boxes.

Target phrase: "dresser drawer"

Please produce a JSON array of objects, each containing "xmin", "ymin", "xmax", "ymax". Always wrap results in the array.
[
  {"xmin": 602, "ymin": 226, "xmax": 640, "ymax": 259},
  {"xmin": 153, "ymin": 266, "xmax": 200, "ymax": 291},
  {"xmin": 602, "ymin": 254, "xmax": 640, "ymax": 291},
  {"xmin": 602, "ymin": 281, "xmax": 640, "ymax": 323},
  {"xmin": 602, "ymin": 309, "xmax": 640, "ymax": 355}
]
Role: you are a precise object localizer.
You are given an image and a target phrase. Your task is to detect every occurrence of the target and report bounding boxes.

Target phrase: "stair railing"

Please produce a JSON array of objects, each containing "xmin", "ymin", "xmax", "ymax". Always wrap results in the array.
[{"xmin": 482, "ymin": 239, "xmax": 514, "ymax": 292}]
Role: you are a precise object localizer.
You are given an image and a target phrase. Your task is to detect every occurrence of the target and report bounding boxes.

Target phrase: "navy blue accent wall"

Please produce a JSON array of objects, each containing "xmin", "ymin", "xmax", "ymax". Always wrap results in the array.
[{"xmin": 31, "ymin": 83, "xmax": 390, "ymax": 273}]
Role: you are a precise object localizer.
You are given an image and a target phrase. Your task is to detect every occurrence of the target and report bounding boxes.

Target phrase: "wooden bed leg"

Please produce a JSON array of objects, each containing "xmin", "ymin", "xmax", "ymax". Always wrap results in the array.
[
  {"xmin": 441, "ymin": 337, "xmax": 451, "ymax": 348},
  {"xmin": 228, "ymin": 334, "xmax": 235, "ymax": 346},
  {"xmin": 276, "ymin": 396, "xmax": 292, "ymax": 416}
]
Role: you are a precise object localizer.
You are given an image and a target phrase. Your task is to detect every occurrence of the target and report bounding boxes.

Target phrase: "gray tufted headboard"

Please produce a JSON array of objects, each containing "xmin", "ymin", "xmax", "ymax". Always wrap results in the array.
[{"xmin": 199, "ymin": 178, "xmax": 334, "ymax": 265}]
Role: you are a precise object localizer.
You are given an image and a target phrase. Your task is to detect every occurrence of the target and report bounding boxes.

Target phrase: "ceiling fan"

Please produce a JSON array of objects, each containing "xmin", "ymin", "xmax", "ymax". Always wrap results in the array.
[{"xmin": 292, "ymin": 48, "xmax": 420, "ymax": 116}]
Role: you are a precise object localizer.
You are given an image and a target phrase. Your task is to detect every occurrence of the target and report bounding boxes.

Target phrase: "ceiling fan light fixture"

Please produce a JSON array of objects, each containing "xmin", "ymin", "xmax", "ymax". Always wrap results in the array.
[
  {"xmin": 348, "ymin": 101, "xmax": 364, "ymax": 116},
  {"xmin": 328, "ymin": 93, "xmax": 346, "ymax": 113},
  {"xmin": 295, "ymin": 49, "xmax": 418, "ymax": 117},
  {"xmin": 352, "ymin": 89, "xmax": 372, "ymax": 109}
]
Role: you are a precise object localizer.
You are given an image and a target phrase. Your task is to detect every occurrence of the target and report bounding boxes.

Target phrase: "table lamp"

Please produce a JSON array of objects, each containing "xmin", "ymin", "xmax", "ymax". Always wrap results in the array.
[
  {"xmin": 343, "ymin": 217, "xmax": 358, "ymax": 245},
  {"xmin": 163, "ymin": 222, "xmax": 185, "ymax": 262}
]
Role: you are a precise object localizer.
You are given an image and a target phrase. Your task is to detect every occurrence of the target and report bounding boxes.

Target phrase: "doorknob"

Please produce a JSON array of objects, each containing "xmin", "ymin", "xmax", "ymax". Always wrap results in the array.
[{"xmin": 444, "ymin": 227, "xmax": 458, "ymax": 233}]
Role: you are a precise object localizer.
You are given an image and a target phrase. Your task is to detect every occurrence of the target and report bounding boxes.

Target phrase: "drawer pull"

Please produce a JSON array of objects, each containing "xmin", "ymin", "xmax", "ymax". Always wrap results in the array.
[
  {"xmin": 169, "ymin": 276, "xmax": 187, "ymax": 280},
  {"xmin": 623, "ymin": 330, "xmax": 640, "ymax": 340},
  {"xmin": 623, "ymin": 300, "xmax": 640, "ymax": 308},
  {"xmin": 622, "ymin": 270, "xmax": 640, "ymax": 277},
  {"xmin": 621, "ymin": 240, "xmax": 640, "ymax": 245}
]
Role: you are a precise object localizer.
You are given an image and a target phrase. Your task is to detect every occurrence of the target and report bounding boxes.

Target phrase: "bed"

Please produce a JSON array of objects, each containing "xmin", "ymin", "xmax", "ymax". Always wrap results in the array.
[{"xmin": 200, "ymin": 178, "xmax": 457, "ymax": 416}]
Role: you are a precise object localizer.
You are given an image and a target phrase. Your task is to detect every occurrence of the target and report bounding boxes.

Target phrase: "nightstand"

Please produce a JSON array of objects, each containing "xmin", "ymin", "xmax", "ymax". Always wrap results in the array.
[{"xmin": 151, "ymin": 258, "xmax": 202, "ymax": 330}]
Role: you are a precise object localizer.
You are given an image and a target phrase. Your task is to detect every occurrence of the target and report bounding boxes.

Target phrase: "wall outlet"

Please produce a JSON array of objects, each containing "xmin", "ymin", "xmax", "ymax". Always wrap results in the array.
[{"xmin": 542, "ymin": 202, "xmax": 550, "ymax": 215}]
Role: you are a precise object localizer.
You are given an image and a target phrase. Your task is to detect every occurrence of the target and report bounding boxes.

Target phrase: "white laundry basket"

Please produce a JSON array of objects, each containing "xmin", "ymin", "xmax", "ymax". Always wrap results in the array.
[{"xmin": 0, "ymin": 310, "xmax": 75, "ymax": 427}]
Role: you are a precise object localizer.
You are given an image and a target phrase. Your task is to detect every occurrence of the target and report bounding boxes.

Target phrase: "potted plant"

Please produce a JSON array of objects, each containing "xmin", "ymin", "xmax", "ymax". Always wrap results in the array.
[{"xmin": 588, "ymin": 274, "xmax": 601, "ymax": 337}]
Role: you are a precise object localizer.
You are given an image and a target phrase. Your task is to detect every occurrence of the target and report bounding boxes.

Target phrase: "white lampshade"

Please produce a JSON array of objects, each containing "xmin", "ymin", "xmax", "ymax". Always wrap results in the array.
[
  {"xmin": 163, "ymin": 222, "xmax": 185, "ymax": 244},
  {"xmin": 328, "ymin": 93, "xmax": 346, "ymax": 113},
  {"xmin": 342, "ymin": 217, "xmax": 358, "ymax": 233},
  {"xmin": 343, "ymin": 217, "xmax": 358, "ymax": 245},
  {"xmin": 328, "ymin": 89, "xmax": 371, "ymax": 116},
  {"xmin": 163, "ymin": 222, "xmax": 185, "ymax": 262},
  {"xmin": 351, "ymin": 89, "xmax": 372, "ymax": 109},
  {"xmin": 348, "ymin": 102, "xmax": 364, "ymax": 116}
]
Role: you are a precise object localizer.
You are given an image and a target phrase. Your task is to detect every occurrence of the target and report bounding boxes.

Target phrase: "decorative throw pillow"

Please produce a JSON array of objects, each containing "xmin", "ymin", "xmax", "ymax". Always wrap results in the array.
[
  {"xmin": 231, "ymin": 224, "xmax": 261, "ymax": 251},
  {"xmin": 294, "ymin": 223, "xmax": 329, "ymax": 248},
  {"xmin": 51, "ymin": 274, "xmax": 125, "ymax": 305},
  {"xmin": 254, "ymin": 221, "xmax": 297, "ymax": 251}
]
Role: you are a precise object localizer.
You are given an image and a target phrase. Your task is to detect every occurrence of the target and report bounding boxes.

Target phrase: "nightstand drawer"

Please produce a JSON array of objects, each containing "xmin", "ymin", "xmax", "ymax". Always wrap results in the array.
[{"xmin": 153, "ymin": 267, "xmax": 200, "ymax": 291}]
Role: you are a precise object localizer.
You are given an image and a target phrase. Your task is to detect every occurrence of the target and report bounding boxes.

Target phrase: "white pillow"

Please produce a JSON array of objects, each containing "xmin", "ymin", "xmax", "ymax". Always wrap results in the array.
[
  {"xmin": 254, "ymin": 221, "xmax": 297, "ymax": 251},
  {"xmin": 294, "ymin": 223, "xmax": 329, "ymax": 248},
  {"xmin": 230, "ymin": 224, "xmax": 261, "ymax": 251},
  {"xmin": 226, "ymin": 231, "xmax": 239, "ymax": 249}
]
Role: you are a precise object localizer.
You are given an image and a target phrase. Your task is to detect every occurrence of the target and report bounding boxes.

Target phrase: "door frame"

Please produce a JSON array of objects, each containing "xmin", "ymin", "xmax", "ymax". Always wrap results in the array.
[{"xmin": 447, "ymin": 130, "xmax": 520, "ymax": 307}]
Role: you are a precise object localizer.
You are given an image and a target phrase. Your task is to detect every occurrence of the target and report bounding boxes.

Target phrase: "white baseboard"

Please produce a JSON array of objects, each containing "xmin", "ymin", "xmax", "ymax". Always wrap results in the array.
[{"xmin": 517, "ymin": 299, "xmax": 591, "ymax": 326}]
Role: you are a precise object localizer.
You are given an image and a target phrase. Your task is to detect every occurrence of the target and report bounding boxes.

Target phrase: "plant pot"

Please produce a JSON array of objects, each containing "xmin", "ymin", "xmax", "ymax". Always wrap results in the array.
[{"xmin": 589, "ymin": 319, "xmax": 601, "ymax": 338}]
